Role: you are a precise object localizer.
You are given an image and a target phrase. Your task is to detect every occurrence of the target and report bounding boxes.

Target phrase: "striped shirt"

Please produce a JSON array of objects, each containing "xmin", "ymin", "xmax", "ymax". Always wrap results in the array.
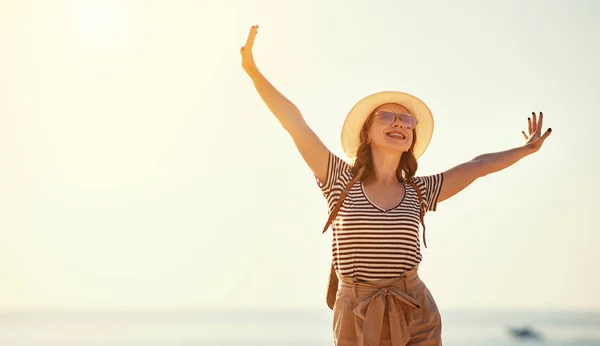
[{"xmin": 317, "ymin": 152, "xmax": 444, "ymax": 282}]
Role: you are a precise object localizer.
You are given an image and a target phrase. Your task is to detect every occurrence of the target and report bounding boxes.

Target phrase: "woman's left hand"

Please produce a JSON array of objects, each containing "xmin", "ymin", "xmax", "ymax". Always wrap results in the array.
[{"xmin": 522, "ymin": 111, "xmax": 552, "ymax": 153}]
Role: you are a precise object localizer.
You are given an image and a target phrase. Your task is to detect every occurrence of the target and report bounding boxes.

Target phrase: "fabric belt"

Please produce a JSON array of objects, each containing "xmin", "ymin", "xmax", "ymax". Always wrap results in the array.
[{"xmin": 338, "ymin": 267, "xmax": 422, "ymax": 346}]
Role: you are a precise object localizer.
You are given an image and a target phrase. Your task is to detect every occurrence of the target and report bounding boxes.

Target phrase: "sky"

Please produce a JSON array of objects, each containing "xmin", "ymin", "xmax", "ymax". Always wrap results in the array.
[{"xmin": 0, "ymin": 0, "xmax": 599, "ymax": 311}]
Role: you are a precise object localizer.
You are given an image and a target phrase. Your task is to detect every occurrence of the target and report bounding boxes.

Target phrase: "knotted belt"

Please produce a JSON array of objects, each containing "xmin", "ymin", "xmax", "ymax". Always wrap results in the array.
[{"xmin": 338, "ymin": 268, "xmax": 422, "ymax": 346}]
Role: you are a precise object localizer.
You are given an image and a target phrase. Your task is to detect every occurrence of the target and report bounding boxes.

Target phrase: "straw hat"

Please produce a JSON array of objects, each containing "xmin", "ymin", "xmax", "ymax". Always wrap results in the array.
[{"xmin": 341, "ymin": 91, "xmax": 434, "ymax": 160}]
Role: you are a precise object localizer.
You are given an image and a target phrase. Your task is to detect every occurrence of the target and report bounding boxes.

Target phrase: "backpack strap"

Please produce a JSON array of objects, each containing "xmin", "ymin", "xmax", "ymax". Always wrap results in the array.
[
  {"xmin": 321, "ymin": 169, "xmax": 429, "ymax": 248},
  {"xmin": 406, "ymin": 179, "xmax": 428, "ymax": 248},
  {"xmin": 322, "ymin": 166, "xmax": 365, "ymax": 234}
]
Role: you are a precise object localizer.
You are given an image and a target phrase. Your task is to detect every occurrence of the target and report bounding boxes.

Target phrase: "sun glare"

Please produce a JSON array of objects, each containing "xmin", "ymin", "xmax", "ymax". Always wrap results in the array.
[{"xmin": 72, "ymin": 0, "xmax": 129, "ymax": 47}]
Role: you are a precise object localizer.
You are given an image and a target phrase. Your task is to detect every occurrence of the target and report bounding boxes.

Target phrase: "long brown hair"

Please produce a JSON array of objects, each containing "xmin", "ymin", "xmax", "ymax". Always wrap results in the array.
[{"xmin": 350, "ymin": 111, "xmax": 419, "ymax": 183}]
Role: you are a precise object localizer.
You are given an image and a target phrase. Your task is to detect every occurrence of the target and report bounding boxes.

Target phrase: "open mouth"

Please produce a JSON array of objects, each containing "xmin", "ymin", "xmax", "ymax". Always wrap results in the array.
[{"xmin": 385, "ymin": 131, "xmax": 407, "ymax": 140}]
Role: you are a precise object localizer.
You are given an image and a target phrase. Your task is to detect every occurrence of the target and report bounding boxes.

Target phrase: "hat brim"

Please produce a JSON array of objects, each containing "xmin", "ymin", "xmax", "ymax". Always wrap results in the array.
[{"xmin": 341, "ymin": 91, "xmax": 434, "ymax": 160}]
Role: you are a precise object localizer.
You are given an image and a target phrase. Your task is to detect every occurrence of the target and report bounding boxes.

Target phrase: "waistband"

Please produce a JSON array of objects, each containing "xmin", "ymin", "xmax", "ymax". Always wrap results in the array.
[
  {"xmin": 337, "ymin": 266, "xmax": 422, "ymax": 295},
  {"xmin": 336, "ymin": 267, "xmax": 423, "ymax": 346}
]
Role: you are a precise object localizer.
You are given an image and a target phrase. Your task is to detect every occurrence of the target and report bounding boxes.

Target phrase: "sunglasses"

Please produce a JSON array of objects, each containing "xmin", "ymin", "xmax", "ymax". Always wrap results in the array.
[{"xmin": 375, "ymin": 110, "xmax": 418, "ymax": 129}]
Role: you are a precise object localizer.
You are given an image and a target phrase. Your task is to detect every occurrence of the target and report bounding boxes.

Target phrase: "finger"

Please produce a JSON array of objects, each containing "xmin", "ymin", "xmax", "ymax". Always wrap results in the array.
[
  {"xmin": 541, "ymin": 127, "xmax": 552, "ymax": 140},
  {"xmin": 536, "ymin": 128, "xmax": 552, "ymax": 147},
  {"xmin": 531, "ymin": 112, "xmax": 537, "ymax": 133},
  {"xmin": 537, "ymin": 111, "xmax": 544, "ymax": 134},
  {"xmin": 522, "ymin": 131, "xmax": 528, "ymax": 140},
  {"xmin": 528, "ymin": 117, "xmax": 532, "ymax": 134},
  {"xmin": 244, "ymin": 25, "xmax": 258, "ymax": 49}
]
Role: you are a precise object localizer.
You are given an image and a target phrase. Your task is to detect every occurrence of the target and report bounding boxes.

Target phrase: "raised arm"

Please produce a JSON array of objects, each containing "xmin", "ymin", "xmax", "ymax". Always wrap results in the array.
[
  {"xmin": 240, "ymin": 25, "xmax": 329, "ymax": 182},
  {"xmin": 437, "ymin": 112, "xmax": 552, "ymax": 203}
]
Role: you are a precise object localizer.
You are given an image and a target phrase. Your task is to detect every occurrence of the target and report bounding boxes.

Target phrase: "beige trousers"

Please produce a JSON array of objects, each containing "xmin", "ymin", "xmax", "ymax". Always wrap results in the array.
[{"xmin": 333, "ymin": 267, "xmax": 442, "ymax": 346}]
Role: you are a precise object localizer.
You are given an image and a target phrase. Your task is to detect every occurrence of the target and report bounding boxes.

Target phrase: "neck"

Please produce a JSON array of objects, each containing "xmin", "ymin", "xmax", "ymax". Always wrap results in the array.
[{"xmin": 370, "ymin": 148, "xmax": 402, "ymax": 186}]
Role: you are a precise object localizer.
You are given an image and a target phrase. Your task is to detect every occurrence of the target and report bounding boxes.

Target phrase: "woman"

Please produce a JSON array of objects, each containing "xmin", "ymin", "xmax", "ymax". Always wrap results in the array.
[{"xmin": 240, "ymin": 25, "xmax": 551, "ymax": 346}]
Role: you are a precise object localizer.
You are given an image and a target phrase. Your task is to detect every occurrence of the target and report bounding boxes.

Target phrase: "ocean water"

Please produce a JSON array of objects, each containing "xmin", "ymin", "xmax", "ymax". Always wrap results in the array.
[{"xmin": 1, "ymin": 308, "xmax": 599, "ymax": 346}]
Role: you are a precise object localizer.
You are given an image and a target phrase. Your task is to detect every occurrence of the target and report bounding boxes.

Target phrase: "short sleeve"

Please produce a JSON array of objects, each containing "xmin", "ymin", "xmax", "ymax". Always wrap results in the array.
[
  {"xmin": 315, "ymin": 151, "xmax": 353, "ymax": 199},
  {"xmin": 413, "ymin": 173, "xmax": 444, "ymax": 212}
]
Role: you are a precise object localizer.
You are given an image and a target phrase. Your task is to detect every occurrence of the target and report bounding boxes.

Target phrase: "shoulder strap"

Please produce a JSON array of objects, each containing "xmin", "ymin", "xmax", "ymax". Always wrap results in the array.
[
  {"xmin": 407, "ymin": 179, "xmax": 428, "ymax": 248},
  {"xmin": 321, "ymin": 166, "xmax": 365, "ymax": 234},
  {"xmin": 321, "ymin": 171, "xmax": 429, "ymax": 248}
]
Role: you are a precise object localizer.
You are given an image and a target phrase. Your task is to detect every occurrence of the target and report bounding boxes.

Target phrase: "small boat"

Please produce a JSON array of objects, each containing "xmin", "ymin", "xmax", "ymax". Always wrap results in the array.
[{"xmin": 507, "ymin": 326, "xmax": 543, "ymax": 340}]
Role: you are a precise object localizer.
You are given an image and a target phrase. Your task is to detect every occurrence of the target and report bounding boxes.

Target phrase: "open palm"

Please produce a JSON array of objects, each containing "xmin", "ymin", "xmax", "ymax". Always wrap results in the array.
[
  {"xmin": 522, "ymin": 111, "xmax": 552, "ymax": 152},
  {"xmin": 240, "ymin": 25, "xmax": 258, "ymax": 73}
]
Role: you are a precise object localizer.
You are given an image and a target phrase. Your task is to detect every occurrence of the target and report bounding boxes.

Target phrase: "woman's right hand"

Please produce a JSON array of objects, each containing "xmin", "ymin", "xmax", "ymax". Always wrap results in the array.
[{"xmin": 240, "ymin": 25, "xmax": 258, "ymax": 73}]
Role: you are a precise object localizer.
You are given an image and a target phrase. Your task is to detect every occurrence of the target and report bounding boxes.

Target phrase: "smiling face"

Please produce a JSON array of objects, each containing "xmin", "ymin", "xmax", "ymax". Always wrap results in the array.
[{"xmin": 367, "ymin": 103, "xmax": 415, "ymax": 155}]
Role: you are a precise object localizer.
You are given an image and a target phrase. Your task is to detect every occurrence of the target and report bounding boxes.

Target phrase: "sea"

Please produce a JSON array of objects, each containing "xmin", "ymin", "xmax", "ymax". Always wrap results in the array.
[{"xmin": 1, "ymin": 308, "xmax": 599, "ymax": 346}]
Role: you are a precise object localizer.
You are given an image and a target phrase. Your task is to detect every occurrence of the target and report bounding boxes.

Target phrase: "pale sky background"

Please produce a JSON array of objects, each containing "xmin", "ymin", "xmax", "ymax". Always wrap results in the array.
[{"xmin": 0, "ymin": 0, "xmax": 599, "ymax": 311}]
